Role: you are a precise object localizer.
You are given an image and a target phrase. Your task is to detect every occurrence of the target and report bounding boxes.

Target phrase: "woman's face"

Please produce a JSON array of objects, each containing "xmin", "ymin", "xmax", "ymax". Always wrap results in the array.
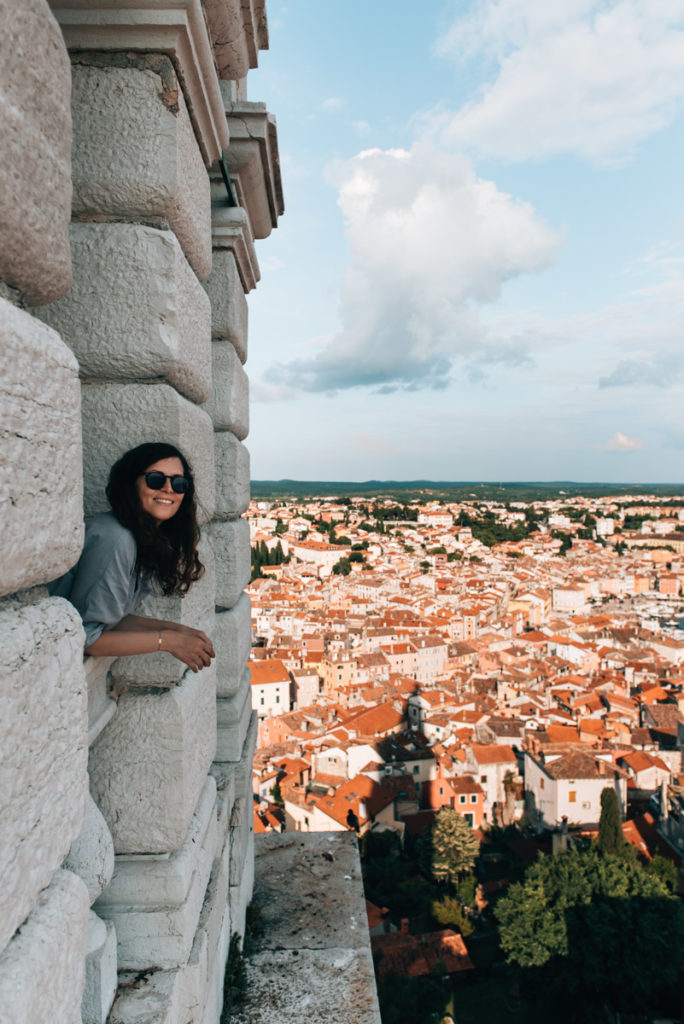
[{"xmin": 137, "ymin": 456, "xmax": 187, "ymax": 523}]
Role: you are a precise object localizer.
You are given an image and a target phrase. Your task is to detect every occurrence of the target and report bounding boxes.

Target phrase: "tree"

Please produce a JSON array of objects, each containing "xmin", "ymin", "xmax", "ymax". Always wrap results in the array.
[
  {"xmin": 495, "ymin": 846, "xmax": 684, "ymax": 1018},
  {"xmin": 597, "ymin": 786, "xmax": 624, "ymax": 856},
  {"xmin": 431, "ymin": 895, "xmax": 473, "ymax": 936},
  {"xmin": 332, "ymin": 557, "xmax": 351, "ymax": 576},
  {"xmin": 419, "ymin": 808, "xmax": 480, "ymax": 885}
]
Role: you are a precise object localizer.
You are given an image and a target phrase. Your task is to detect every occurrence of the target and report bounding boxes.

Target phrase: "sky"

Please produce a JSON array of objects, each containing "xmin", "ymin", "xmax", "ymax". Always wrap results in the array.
[{"xmin": 244, "ymin": 0, "xmax": 684, "ymax": 483}]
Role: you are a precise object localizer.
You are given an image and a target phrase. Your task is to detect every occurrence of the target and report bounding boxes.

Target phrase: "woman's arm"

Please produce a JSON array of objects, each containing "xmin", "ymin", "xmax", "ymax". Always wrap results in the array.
[{"xmin": 85, "ymin": 618, "xmax": 215, "ymax": 672}]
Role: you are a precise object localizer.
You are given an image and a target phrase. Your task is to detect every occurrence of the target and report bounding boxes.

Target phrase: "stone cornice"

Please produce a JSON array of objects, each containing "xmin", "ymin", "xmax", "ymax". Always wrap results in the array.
[
  {"xmin": 48, "ymin": 0, "xmax": 229, "ymax": 164},
  {"xmin": 210, "ymin": 205, "xmax": 260, "ymax": 293},
  {"xmin": 202, "ymin": 0, "xmax": 268, "ymax": 80},
  {"xmin": 218, "ymin": 98, "xmax": 284, "ymax": 239}
]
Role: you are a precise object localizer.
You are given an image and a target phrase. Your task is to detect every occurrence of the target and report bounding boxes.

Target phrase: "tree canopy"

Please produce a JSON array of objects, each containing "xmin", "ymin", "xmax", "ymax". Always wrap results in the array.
[{"xmin": 419, "ymin": 808, "xmax": 480, "ymax": 885}]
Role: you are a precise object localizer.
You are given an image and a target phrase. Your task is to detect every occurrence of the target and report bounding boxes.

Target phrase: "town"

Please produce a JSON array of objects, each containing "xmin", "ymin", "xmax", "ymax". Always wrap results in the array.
[{"xmin": 247, "ymin": 490, "xmax": 684, "ymax": 1020}]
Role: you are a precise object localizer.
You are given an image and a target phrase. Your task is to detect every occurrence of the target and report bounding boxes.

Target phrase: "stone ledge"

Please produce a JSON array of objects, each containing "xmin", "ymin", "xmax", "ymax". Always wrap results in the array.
[{"xmin": 231, "ymin": 832, "xmax": 381, "ymax": 1024}]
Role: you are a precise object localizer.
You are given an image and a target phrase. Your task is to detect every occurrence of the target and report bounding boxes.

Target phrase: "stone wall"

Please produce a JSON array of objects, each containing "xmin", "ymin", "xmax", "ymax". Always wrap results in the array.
[{"xmin": 0, "ymin": 2, "xmax": 282, "ymax": 1021}]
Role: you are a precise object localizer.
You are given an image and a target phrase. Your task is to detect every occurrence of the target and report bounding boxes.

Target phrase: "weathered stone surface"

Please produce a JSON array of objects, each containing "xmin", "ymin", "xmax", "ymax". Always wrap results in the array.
[
  {"xmin": 0, "ymin": 300, "xmax": 83, "ymax": 596},
  {"xmin": 89, "ymin": 666, "xmax": 216, "ymax": 854},
  {"xmin": 111, "ymin": 536, "xmax": 216, "ymax": 687},
  {"xmin": 64, "ymin": 796, "xmax": 115, "ymax": 905},
  {"xmin": 215, "ymin": 594, "xmax": 252, "ymax": 698},
  {"xmin": 215, "ymin": 431, "xmax": 250, "ymax": 520},
  {"xmin": 203, "ymin": 0, "xmax": 268, "ymax": 80},
  {"xmin": 36, "ymin": 223, "xmax": 212, "ymax": 404},
  {"xmin": 0, "ymin": 0, "xmax": 72, "ymax": 304},
  {"xmin": 81, "ymin": 382, "xmax": 215, "ymax": 524},
  {"xmin": 207, "ymin": 517, "xmax": 251, "ymax": 609},
  {"xmin": 203, "ymin": 249, "xmax": 248, "ymax": 359},
  {"xmin": 71, "ymin": 60, "xmax": 211, "ymax": 279},
  {"xmin": 0, "ymin": 595, "xmax": 88, "ymax": 952},
  {"xmin": 49, "ymin": 0, "xmax": 228, "ymax": 165},
  {"xmin": 82, "ymin": 911, "xmax": 117, "ymax": 1024},
  {"xmin": 84, "ymin": 656, "xmax": 117, "ymax": 745},
  {"xmin": 181, "ymin": 815, "xmax": 230, "ymax": 1022},
  {"xmin": 228, "ymin": 825, "xmax": 254, "ymax": 940},
  {"xmin": 219, "ymin": 99, "xmax": 284, "ymax": 239},
  {"xmin": 0, "ymin": 870, "xmax": 90, "ymax": 1024},
  {"xmin": 109, "ymin": 968, "xmax": 182, "ymax": 1024},
  {"xmin": 97, "ymin": 778, "xmax": 216, "ymax": 909},
  {"xmin": 215, "ymin": 687, "xmax": 253, "ymax": 763},
  {"xmin": 95, "ymin": 778, "xmax": 217, "ymax": 970},
  {"xmin": 231, "ymin": 833, "xmax": 382, "ymax": 1024},
  {"xmin": 211, "ymin": 204, "xmax": 260, "ymax": 293},
  {"xmin": 202, "ymin": 340, "xmax": 249, "ymax": 438}
]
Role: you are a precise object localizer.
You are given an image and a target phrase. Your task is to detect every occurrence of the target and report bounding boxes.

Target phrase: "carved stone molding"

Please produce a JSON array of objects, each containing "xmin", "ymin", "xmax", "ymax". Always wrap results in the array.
[
  {"xmin": 220, "ymin": 99, "xmax": 284, "ymax": 239},
  {"xmin": 48, "ymin": 0, "xmax": 228, "ymax": 164},
  {"xmin": 202, "ymin": 0, "xmax": 268, "ymax": 80},
  {"xmin": 211, "ymin": 204, "xmax": 260, "ymax": 292}
]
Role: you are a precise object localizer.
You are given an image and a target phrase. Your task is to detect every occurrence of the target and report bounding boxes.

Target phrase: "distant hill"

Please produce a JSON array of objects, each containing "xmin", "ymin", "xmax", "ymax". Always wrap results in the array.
[{"xmin": 250, "ymin": 480, "xmax": 684, "ymax": 503}]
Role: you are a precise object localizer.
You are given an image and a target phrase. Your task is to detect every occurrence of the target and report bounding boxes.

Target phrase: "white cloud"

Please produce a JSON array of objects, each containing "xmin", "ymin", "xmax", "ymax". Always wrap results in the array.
[
  {"xmin": 605, "ymin": 431, "xmax": 644, "ymax": 451},
  {"xmin": 321, "ymin": 96, "xmax": 343, "ymax": 112},
  {"xmin": 429, "ymin": 0, "xmax": 684, "ymax": 163},
  {"xmin": 269, "ymin": 143, "xmax": 560, "ymax": 392},
  {"xmin": 352, "ymin": 119, "xmax": 371, "ymax": 135}
]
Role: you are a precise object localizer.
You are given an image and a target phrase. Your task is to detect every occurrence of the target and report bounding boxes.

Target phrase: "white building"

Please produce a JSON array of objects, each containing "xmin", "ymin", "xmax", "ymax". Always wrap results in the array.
[{"xmin": 524, "ymin": 750, "xmax": 627, "ymax": 830}]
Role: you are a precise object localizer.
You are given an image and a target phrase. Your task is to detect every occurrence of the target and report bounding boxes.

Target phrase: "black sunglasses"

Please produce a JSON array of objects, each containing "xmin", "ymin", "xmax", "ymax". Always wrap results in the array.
[{"xmin": 142, "ymin": 471, "xmax": 189, "ymax": 494}]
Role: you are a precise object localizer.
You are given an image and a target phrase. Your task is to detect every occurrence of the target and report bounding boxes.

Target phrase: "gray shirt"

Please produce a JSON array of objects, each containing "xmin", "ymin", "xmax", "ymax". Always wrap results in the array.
[{"xmin": 49, "ymin": 512, "xmax": 151, "ymax": 646}]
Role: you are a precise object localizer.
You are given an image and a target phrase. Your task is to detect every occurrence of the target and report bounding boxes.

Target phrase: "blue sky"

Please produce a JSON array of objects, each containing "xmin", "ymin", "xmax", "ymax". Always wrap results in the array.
[{"xmin": 245, "ymin": 0, "xmax": 684, "ymax": 482}]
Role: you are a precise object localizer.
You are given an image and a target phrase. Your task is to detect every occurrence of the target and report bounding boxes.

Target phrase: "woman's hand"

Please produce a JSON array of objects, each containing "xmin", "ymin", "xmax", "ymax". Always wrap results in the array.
[{"xmin": 161, "ymin": 628, "xmax": 215, "ymax": 672}]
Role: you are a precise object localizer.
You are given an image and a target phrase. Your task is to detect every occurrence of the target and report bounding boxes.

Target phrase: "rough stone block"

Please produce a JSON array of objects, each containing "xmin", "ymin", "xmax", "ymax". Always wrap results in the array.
[
  {"xmin": 0, "ymin": 0, "xmax": 72, "ymax": 304},
  {"xmin": 95, "ymin": 778, "xmax": 217, "ymax": 970},
  {"xmin": 202, "ymin": 340, "xmax": 249, "ymax": 438},
  {"xmin": 64, "ymin": 796, "xmax": 115, "ymax": 906},
  {"xmin": 0, "ymin": 300, "xmax": 83, "ymax": 596},
  {"xmin": 85, "ymin": 656, "xmax": 117, "ymax": 745},
  {"xmin": 81, "ymin": 382, "xmax": 215, "ymax": 524},
  {"xmin": 71, "ymin": 59, "xmax": 211, "ymax": 279},
  {"xmin": 36, "ymin": 223, "xmax": 211, "ymax": 404},
  {"xmin": 0, "ymin": 594, "xmax": 88, "ymax": 952},
  {"xmin": 215, "ymin": 685, "xmax": 253, "ymax": 763},
  {"xmin": 111, "ymin": 535, "xmax": 216, "ymax": 687},
  {"xmin": 228, "ymin": 826, "xmax": 254, "ymax": 940},
  {"xmin": 0, "ymin": 870, "xmax": 89, "ymax": 1024},
  {"xmin": 228, "ymin": 796, "xmax": 251, "ymax": 892},
  {"xmin": 215, "ymin": 593, "xmax": 252, "ymax": 698},
  {"xmin": 109, "ymin": 969, "xmax": 182, "ymax": 1024},
  {"xmin": 82, "ymin": 911, "xmax": 118, "ymax": 1024},
  {"xmin": 215, "ymin": 431, "xmax": 250, "ymax": 520},
  {"xmin": 89, "ymin": 666, "xmax": 217, "ymax": 854},
  {"xmin": 207, "ymin": 518, "xmax": 251, "ymax": 609},
  {"xmin": 203, "ymin": 250, "xmax": 248, "ymax": 359}
]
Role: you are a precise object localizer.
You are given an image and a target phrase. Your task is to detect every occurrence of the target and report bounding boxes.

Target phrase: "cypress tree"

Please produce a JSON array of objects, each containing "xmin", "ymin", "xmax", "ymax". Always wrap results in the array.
[{"xmin": 597, "ymin": 786, "xmax": 623, "ymax": 855}]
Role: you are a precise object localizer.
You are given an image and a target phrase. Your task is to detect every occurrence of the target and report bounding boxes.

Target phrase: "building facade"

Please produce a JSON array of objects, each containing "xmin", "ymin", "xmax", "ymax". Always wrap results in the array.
[{"xmin": 0, "ymin": 2, "xmax": 282, "ymax": 1021}]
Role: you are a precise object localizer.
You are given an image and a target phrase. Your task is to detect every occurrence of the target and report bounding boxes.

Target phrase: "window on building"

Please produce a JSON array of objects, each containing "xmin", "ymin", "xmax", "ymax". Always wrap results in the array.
[
  {"xmin": 480, "ymin": 775, "xmax": 487, "ymax": 784},
  {"xmin": 470, "ymin": 794, "xmax": 478, "ymax": 803},
  {"xmin": 260, "ymin": 697, "xmax": 264, "ymax": 706},
  {"xmin": 439, "ymin": 787, "xmax": 444, "ymax": 796},
  {"xmin": 459, "ymin": 794, "xmax": 467, "ymax": 804},
  {"xmin": 540, "ymin": 777, "xmax": 545, "ymax": 789},
  {"xmin": 276, "ymin": 694, "xmax": 280, "ymax": 703},
  {"xmin": 569, "ymin": 790, "xmax": 576, "ymax": 803},
  {"xmin": 464, "ymin": 813, "xmax": 473, "ymax": 826},
  {"xmin": 413, "ymin": 766, "xmax": 419, "ymax": 774}
]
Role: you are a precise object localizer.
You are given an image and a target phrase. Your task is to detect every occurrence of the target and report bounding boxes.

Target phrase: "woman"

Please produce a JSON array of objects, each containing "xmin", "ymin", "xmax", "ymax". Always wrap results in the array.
[{"xmin": 50, "ymin": 442, "xmax": 215, "ymax": 672}]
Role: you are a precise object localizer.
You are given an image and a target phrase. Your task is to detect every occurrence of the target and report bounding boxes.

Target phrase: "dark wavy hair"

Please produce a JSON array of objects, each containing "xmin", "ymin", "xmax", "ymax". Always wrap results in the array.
[{"xmin": 106, "ymin": 442, "xmax": 204, "ymax": 596}]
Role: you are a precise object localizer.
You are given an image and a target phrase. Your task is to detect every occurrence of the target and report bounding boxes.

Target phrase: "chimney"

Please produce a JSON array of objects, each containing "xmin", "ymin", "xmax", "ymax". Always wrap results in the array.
[{"xmin": 400, "ymin": 918, "xmax": 409, "ymax": 935}]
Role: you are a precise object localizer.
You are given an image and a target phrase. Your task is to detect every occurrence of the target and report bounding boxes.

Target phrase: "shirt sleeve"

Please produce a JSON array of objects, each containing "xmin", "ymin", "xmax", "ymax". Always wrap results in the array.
[{"xmin": 67, "ymin": 518, "xmax": 138, "ymax": 647}]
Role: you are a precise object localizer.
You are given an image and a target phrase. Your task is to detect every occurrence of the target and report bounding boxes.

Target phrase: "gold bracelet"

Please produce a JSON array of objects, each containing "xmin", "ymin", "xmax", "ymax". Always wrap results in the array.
[{"xmin": 157, "ymin": 629, "xmax": 163, "ymax": 651}]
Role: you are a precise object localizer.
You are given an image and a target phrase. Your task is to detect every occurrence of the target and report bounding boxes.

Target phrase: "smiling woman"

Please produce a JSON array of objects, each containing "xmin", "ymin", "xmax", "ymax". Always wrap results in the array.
[{"xmin": 49, "ymin": 442, "xmax": 215, "ymax": 673}]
